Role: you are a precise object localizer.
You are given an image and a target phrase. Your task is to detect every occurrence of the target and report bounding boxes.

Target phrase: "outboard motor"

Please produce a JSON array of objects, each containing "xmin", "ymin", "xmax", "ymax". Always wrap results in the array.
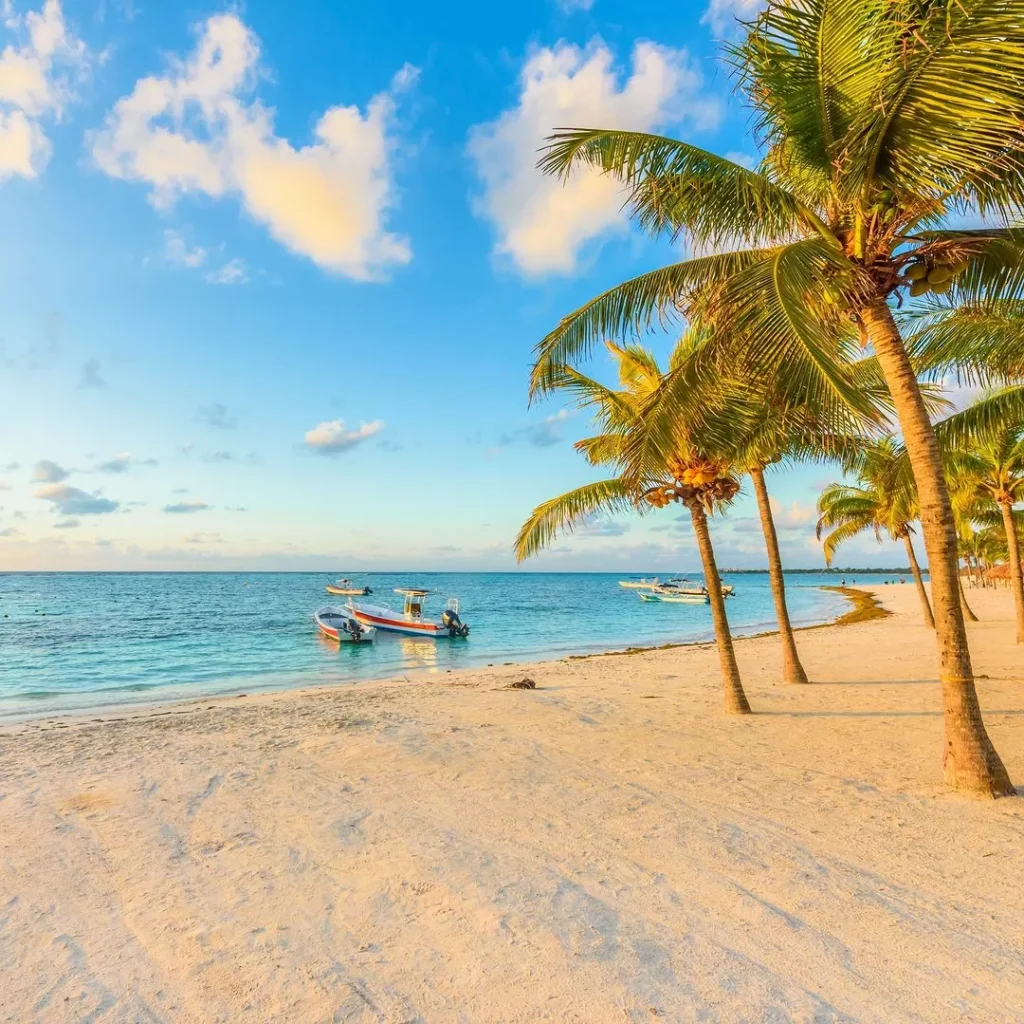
[
  {"xmin": 442, "ymin": 609, "xmax": 470, "ymax": 638},
  {"xmin": 343, "ymin": 617, "xmax": 365, "ymax": 642}
]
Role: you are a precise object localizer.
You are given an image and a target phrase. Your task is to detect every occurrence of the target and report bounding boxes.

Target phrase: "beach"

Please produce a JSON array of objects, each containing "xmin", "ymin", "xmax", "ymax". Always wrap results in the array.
[{"xmin": 1, "ymin": 583, "xmax": 1022, "ymax": 1022}]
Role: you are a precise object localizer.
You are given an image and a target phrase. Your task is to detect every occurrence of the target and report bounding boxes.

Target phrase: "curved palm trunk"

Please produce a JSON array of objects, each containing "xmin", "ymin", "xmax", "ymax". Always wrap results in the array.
[
  {"xmin": 999, "ymin": 500, "xmax": 1024, "ymax": 644},
  {"xmin": 688, "ymin": 503, "xmax": 751, "ymax": 715},
  {"xmin": 902, "ymin": 533, "xmax": 935, "ymax": 629},
  {"xmin": 958, "ymin": 576, "xmax": 979, "ymax": 623},
  {"xmin": 861, "ymin": 301, "xmax": 1012, "ymax": 797},
  {"xmin": 749, "ymin": 465, "xmax": 808, "ymax": 684}
]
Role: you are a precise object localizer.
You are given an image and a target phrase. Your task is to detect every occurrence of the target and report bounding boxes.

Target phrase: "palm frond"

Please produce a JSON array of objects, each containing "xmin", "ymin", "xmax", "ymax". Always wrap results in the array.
[
  {"xmin": 514, "ymin": 479, "xmax": 638, "ymax": 562},
  {"xmin": 529, "ymin": 249, "xmax": 770, "ymax": 398},
  {"xmin": 538, "ymin": 129, "xmax": 823, "ymax": 247}
]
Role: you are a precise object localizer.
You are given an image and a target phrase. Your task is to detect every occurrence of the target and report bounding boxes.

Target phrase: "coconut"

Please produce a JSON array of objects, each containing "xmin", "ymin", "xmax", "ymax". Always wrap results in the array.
[
  {"xmin": 927, "ymin": 265, "xmax": 953, "ymax": 285},
  {"xmin": 930, "ymin": 278, "xmax": 953, "ymax": 294},
  {"xmin": 909, "ymin": 279, "xmax": 930, "ymax": 298},
  {"xmin": 905, "ymin": 263, "xmax": 928, "ymax": 281}
]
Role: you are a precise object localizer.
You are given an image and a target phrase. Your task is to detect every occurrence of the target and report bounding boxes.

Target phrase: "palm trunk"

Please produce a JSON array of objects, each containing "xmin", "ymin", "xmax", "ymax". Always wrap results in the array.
[
  {"xmin": 999, "ymin": 500, "xmax": 1024, "ymax": 644},
  {"xmin": 902, "ymin": 533, "xmax": 935, "ymax": 629},
  {"xmin": 958, "ymin": 575, "xmax": 979, "ymax": 622},
  {"xmin": 688, "ymin": 502, "xmax": 751, "ymax": 714},
  {"xmin": 861, "ymin": 300, "xmax": 1012, "ymax": 797},
  {"xmin": 749, "ymin": 465, "xmax": 808, "ymax": 683}
]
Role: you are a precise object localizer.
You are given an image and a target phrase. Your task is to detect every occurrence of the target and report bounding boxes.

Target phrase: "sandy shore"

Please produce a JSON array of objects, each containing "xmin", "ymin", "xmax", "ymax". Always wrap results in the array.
[{"xmin": 1, "ymin": 583, "xmax": 1022, "ymax": 1023}]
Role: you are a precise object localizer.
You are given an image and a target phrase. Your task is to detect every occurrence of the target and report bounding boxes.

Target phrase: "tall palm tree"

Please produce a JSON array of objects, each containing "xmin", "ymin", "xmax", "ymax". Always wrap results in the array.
[
  {"xmin": 515, "ymin": 339, "xmax": 751, "ymax": 714},
  {"xmin": 816, "ymin": 439, "xmax": 935, "ymax": 628},
  {"xmin": 527, "ymin": 0, "xmax": 1021, "ymax": 795},
  {"xmin": 937, "ymin": 400, "xmax": 1024, "ymax": 642}
]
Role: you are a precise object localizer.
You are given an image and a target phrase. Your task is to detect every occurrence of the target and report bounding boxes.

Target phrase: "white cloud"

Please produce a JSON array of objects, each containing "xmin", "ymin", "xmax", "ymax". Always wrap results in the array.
[
  {"xmin": 0, "ymin": 0, "xmax": 87, "ymax": 182},
  {"xmin": 205, "ymin": 257, "xmax": 247, "ymax": 285},
  {"xmin": 0, "ymin": 478, "xmax": 10, "ymax": 490},
  {"xmin": 702, "ymin": 0, "xmax": 765, "ymax": 37},
  {"xmin": 162, "ymin": 228, "xmax": 206, "ymax": 268},
  {"xmin": 556, "ymin": 0, "xmax": 595, "ymax": 11},
  {"xmin": 304, "ymin": 418, "xmax": 383, "ymax": 454},
  {"xmin": 89, "ymin": 13, "xmax": 415, "ymax": 279},
  {"xmin": 467, "ymin": 40, "xmax": 718, "ymax": 275},
  {"xmin": 769, "ymin": 498, "xmax": 816, "ymax": 533},
  {"xmin": 34, "ymin": 482, "xmax": 118, "ymax": 514}
]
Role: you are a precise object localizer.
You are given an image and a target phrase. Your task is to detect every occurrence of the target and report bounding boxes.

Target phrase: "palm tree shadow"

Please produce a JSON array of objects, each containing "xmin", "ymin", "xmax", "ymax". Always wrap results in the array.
[
  {"xmin": 760, "ymin": 709, "xmax": 1024, "ymax": 718},
  {"xmin": 808, "ymin": 679, "xmax": 938, "ymax": 686}
]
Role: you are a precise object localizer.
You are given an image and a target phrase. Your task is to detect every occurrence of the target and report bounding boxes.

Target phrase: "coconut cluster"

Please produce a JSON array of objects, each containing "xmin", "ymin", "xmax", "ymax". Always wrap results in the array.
[
  {"xmin": 645, "ymin": 456, "xmax": 741, "ymax": 508},
  {"xmin": 903, "ymin": 257, "xmax": 968, "ymax": 297}
]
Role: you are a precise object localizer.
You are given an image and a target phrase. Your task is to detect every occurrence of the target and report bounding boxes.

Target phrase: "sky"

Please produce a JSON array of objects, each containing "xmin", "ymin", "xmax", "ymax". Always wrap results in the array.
[{"xmin": 0, "ymin": 0, "xmax": 919, "ymax": 572}]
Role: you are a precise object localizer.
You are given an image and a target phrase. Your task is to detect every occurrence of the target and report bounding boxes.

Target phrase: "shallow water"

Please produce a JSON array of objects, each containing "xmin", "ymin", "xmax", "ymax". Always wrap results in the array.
[{"xmin": 0, "ymin": 571, "xmax": 901, "ymax": 717}]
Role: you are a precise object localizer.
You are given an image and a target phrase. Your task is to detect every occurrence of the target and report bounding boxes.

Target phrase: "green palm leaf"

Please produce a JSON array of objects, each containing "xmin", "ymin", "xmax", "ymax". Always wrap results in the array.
[{"xmin": 514, "ymin": 479, "xmax": 637, "ymax": 562}]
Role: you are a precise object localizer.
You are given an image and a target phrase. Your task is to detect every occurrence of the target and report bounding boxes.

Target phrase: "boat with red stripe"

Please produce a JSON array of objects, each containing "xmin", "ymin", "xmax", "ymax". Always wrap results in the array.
[{"xmin": 348, "ymin": 588, "xmax": 470, "ymax": 639}]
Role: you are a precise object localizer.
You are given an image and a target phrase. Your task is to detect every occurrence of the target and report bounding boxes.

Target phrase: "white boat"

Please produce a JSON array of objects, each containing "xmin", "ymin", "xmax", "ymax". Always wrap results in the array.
[
  {"xmin": 314, "ymin": 606, "xmax": 377, "ymax": 642},
  {"xmin": 655, "ymin": 582, "xmax": 735, "ymax": 597},
  {"xmin": 638, "ymin": 591, "xmax": 708, "ymax": 604},
  {"xmin": 349, "ymin": 589, "xmax": 470, "ymax": 638},
  {"xmin": 619, "ymin": 577, "xmax": 663, "ymax": 589},
  {"xmin": 325, "ymin": 578, "xmax": 373, "ymax": 596}
]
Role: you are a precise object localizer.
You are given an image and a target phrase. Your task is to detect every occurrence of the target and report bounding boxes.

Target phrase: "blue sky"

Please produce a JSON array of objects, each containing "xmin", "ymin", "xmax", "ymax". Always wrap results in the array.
[{"xmin": 0, "ymin": 0, "xmax": 915, "ymax": 571}]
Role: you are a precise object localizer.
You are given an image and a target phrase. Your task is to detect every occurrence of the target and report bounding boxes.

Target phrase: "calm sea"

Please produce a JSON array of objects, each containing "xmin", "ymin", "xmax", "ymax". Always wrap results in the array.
[{"xmin": 0, "ymin": 571, "xmax": 902, "ymax": 718}]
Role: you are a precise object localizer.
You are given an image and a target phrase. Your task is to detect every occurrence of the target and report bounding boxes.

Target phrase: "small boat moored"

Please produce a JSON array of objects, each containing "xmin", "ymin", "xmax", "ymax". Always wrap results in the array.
[
  {"xmin": 325, "ymin": 578, "xmax": 373, "ymax": 596},
  {"xmin": 349, "ymin": 588, "xmax": 470, "ymax": 638},
  {"xmin": 638, "ymin": 591, "xmax": 708, "ymax": 604},
  {"xmin": 315, "ymin": 606, "xmax": 377, "ymax": 642},
  {"xmin": 619, "ymin": 577, "xmax": 663, "ymax": 589}
]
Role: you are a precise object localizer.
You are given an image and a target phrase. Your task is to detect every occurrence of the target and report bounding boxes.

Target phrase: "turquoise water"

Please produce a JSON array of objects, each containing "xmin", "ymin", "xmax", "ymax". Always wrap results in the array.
[{"xmin": 0, "ymin": 571, "xmax": 899, "ymax": 718}]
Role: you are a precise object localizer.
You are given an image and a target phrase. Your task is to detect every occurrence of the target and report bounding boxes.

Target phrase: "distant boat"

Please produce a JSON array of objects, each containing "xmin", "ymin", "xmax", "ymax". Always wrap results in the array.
[
  {"xmin": 655, "ymin": 582, "xmax": 734, "ymax": 597},
  {"xmin": 349, "ymin": 589, "xmax": 470, "ymax": 638},
  {"xmin": 619, "ymin": 577, "xmax": 663, "ymax": 589},
  {"xmin": 314, "ymin": 606, "xmax": 376, "ymax": 642},
  {"xmin": 638, "ymin": 591, "xmax": 708, "ymax": 604},
  {"xmin": 325, "ymin": 578, "xmax": 373, "ymax": 596}
]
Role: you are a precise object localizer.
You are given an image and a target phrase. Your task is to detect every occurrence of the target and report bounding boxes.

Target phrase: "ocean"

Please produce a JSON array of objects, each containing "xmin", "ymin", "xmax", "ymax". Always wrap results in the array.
[{"xmin": 0, "ymin": 571, "xmax": 903, "ymax": 718}]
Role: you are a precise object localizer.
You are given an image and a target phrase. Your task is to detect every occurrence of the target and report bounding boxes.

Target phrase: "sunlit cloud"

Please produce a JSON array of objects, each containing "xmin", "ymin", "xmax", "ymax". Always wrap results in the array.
[
  {"xmin": 304, "ymin": 418, "xmax": 383, "ymax": 454},
  {"xmin": 702, "ymin": 0, "xmax": 765, "ymax": 36},
  {"xmin": 0, "ymin": 0, "xmax": 88, "ymax": 182},
  {"xmin": 34, "ymin": 482, "xmax": 119, "ymax": 514},
  {"xmin": 31, "ymin": 458, "xmax": 68, "ymax": 482},
  {"xmin": 467, "ymin": 40, "xmax": 718, "ymax": 274},
  {"xmin": 89, "ymin": 13, "xmax": 416, "ymax": 278}
]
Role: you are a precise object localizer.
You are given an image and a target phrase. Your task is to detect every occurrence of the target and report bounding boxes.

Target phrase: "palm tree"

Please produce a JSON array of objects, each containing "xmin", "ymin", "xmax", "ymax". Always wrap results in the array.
[
  {"xmin": 816, "ymin": 439, "xmax": 935, "ymax": 628},
  {"xmin": 527, "ymin": 1, "xmax": 1021, "ymax": 795},
  {"xmin": 515, "ymin": 339, "xmax": 751, "ymax": 714},
  {"xmin": 937, "ymin": 401, "xmax": 1024, "ymax": 642}
]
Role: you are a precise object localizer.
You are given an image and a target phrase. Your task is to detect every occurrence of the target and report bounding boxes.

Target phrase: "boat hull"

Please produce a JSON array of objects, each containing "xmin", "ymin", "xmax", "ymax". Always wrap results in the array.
[
  {"xmin": 326, "ymin": 585, "xmax": 370, "ymax": 596},
  {"xmin": 314, "ymin": 607, "xmax": 376, "ymax": 642},
  {"xmin": 350, "ymin": 601, "xmax": 453, "ymax": 638}
]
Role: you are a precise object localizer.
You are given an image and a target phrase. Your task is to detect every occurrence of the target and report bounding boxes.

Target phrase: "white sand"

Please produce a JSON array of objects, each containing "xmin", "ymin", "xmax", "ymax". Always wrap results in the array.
[{"xmin": 1, "ymin": 583, "xmax": 1022, "ymax": 1023}]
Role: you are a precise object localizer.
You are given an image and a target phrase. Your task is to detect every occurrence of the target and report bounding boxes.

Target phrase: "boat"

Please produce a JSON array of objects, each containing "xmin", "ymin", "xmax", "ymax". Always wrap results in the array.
[
  {"xmin": 619, "ymin": 577, "xmax": 663, "ymax": 589},
  {"xmin": 655, "ymin": 582, "xmax": 735, "ymax": 597},
  {"xmin": 348, "ymin": 589, "xmax": 470, "ymax": 638},
  {"xmin": 314, "ymin": 606, "xmax": 377, "ymax": 642},
  {"xmin": 638, "ymin": 591, "xmax": 708, "ymax": 604},
  {"xmin": 325, "ymin": 578, "xmax": 373, "ymax": 596}
]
